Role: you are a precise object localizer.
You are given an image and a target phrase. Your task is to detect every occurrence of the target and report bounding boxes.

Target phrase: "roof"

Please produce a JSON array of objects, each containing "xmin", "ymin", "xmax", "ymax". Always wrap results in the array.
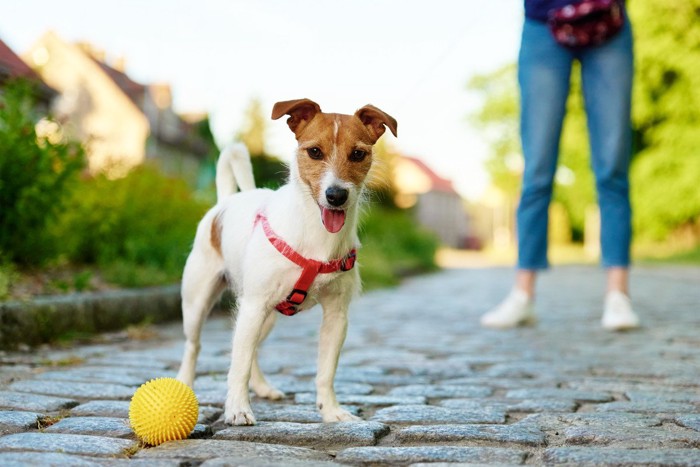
[
  {"xmin": 402, "ymin": 156, "xmax": 457, "ymax": 194},
  {"xmin": 93, "ymin": 59, "xmax": 146, "ymax": 107},
  {"xmin": 0, "ymin": 38, "xmax": 39, "ymax": 79},
  {"xmin": 0, "ymin": 38, "xmax": 56, "ymax": 102}
]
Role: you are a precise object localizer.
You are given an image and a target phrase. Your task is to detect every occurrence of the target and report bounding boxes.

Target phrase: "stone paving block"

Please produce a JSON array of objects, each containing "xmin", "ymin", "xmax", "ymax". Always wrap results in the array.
[
  {"xmin": 440, "ymin": 397, "xmax": 578, "ymax": 413},
  {"xmin": 0, "ymin": 410, "xmax": 41, "ymax": 434},
  {"xmin": 0, "ymin": 451, "xmax": 107, "ymax": 467},
  {"xmin": 371, "ymin": 405, "xmax": 506, "ymax": 424},
  {"xmin": 626, "ymin": 390, "xmax": 700, "ymax": 404},
  {"xmin": 292, "ymin": 366, "xmax": 430, "ymax": 386},
  {"xmin": 9, "ymin": 380, "xmax": 134, "ymax": 400},
  {"xmin": 677, "ymin": 414, "xmax": 700, "ymax": 432},
  {"xmin": 70, "ymin": 400, "xmax": 131, "ymax": 418},
  {"xmin": 335, "ymin": 446, "xmax": 528, "ymax": 465},
  {"xmin": 564, "ymin": 425, "xmax": 700, "ymax": 448},
  {"xmin": 87, "ymin": 355, "xmax": 172, "ymax": 370},
  {"xmin": 43, "ymin": 416, "xmax": 133, "ymax": 438},
  {"xmin": 482, "ymin": 362, "xmax": 566, "ymax": 379},
  {"xmin": 201, "ymin": 458, "xmax": 338, "ymax": 467},
  {"xmin": 134, "ymin": 439, "xmax": 331, "ymax": 462},
  {"xmin": 519, "ymin": 412, "xmax": 663, "ymax": 432},
  {"xmin": 544, "ymin": 447, "xmax": 700, "ymax": 466},
  {"xmin": 387, "ymin": 384, "xmax": 492, "ymax": 399},
  {"xmin": 0, "ymin": 432, "xmax": 137, "ymax": 456},
  {"xmin": 596, "ymin": 401, "xmax": 697, "ymax": 414},
  {"xmin": 376, "ymin": 362, "xmax": 475, "ymax": 379},
  {"xmin": 195, "ymin": 389, "xmax": 226, "ymax": 406},
  {"xmin": 213, "ymin": 421, "xmax": 389, "ymax": 449},
  {"xmin": 506, "ymin": 388, "xmax": 613, "ymax": 403},
  {"xmin": 0, "ymin": 391, "xmax": 77, "ymax": 412},
  {"xmin": 439, "ymin": 376, "xmax": 561, "ymax": 389},
  {"xmin": 34, "ymin": 368, "xmax": 147, "ymax": 387},
  {"xmin": 247, "ymin": 402, "xmax": 359, "ymax": 424},
  {"xmin": 396, "ymin": 423, "xmax": 545, "ymax": 446},
  {"xmin": 274, "ymin": 379, "xmax": 374, "ymax": 396},
  {"xmin": 295, "ymin": 393, "xmax": 426, "ymax": 406}
]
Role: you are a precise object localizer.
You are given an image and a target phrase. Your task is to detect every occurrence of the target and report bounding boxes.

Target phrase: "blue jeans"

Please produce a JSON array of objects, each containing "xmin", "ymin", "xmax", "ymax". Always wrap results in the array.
[{"xmin": 516, "ymin": 18, "xmax": 634, "ymax": 269}]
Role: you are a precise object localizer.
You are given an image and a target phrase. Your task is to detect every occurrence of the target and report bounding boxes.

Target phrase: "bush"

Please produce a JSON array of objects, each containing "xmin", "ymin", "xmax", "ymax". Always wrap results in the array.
[
  {"xmin": 359, "ymin": 205, "xmax": 439, "ymax": 289},
  {"xmin": 56, "ymin": 165, "xmax": 207, "ymax": 282},
  {"xmin": 0, "ymin": 80, "xmax": 85, "ymax": 265}
]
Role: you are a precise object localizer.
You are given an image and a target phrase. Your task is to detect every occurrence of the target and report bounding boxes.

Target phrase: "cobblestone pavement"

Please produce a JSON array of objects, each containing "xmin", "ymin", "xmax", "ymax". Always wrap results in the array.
[{"xmin": 1, "ymin": 265, "xmax": 699, "ymax": 466}]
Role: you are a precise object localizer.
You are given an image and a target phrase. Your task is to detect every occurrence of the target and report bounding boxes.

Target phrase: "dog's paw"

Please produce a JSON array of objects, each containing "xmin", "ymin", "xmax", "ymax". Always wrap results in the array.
[
  {"xmin": 320, "ymin": 406, "xmax": 362, "ymax": 423},
  {"xmin": 225, "ymin": 408, "xmax": 257, "ymax": 426},
  {"xmin": 259, "ymin": 387, "xmax": 286, "ymax": 401}
]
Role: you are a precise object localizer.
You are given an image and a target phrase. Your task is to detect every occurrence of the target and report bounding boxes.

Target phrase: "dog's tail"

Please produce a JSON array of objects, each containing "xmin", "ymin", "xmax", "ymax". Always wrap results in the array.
[{"xmin": 215, "ymin": 143, "xmax": 256, "ymax": 202}]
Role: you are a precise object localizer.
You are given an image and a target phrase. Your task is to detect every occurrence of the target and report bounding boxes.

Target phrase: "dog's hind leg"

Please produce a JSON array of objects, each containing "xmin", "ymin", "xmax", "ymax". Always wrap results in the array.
[
  {"xmin": 225, "ymin": 296, "xmax": 268, "ymax": 425},
  {"xmin": 316, "ymin": 292, "xmax": 362, "ymax": 422},
  {"xmin": 176, "ymin": 250, "xmax": 226, "ymax": 388},
  {"xmin": 249, "ymin": 311, "xmax": 286, "ymax": 400}
]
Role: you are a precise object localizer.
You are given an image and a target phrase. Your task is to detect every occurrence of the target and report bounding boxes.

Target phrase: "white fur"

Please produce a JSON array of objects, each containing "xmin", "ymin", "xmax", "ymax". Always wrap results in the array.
[{"xmin": 176, "ymin": 142, "xmax": 362, "ymax": 425}]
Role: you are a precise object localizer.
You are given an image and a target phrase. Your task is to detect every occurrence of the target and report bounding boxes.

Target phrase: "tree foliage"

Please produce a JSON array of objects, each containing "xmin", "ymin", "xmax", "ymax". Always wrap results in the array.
[
  {"xmin": 627, "ymin": 0, "xmax": 700, "ymax": 240},
  {"xmin": 469, "ymin": 0, "xmax": 700, "ymax": 242},
  {"xmin": 0, "ymin": 80, "xmax": 85, "ymax": 265}
]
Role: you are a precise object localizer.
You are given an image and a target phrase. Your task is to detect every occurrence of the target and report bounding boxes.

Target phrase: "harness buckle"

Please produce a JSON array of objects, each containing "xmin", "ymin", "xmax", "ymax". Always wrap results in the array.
[
  {"xmin": 286, "ymin": 288, "xmax": 308, "ymax": 305},
  {"xmin": 276, "ymin": 302, "xmax": 299, "ymax": 316},
  {"xmin": 340, "ymin": 251, "xmax": 357, "ymax": 271}
]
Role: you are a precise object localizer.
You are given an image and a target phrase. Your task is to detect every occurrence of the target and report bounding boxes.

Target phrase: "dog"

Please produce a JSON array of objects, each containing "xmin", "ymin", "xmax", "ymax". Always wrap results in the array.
[{"xmin": 176, "ymin": 98, "xmax": 397, "ymax": 425}]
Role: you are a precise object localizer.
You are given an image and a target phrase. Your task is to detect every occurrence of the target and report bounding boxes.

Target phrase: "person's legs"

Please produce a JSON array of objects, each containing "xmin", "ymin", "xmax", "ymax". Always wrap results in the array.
[
  {"xmin": 580, "ymin": 20, "xmax": 639, "ymax": 330},
  {"xmin": 482, "ymin": 19, "xmax": 573, "ymax": 328}
]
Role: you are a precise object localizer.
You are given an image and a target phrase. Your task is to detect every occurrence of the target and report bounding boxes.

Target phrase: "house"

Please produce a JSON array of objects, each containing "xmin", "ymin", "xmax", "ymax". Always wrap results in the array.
[
  {"xmin": 23, "ymin": 31, "xmax": 211, "ymax": 181},
  {"xmin": 0, "ymin": 37, "xmax": 55, "ymax": 109},
  {"xmin": 393, "ymin": 156, "xmax": 472, "ymax": 249}
]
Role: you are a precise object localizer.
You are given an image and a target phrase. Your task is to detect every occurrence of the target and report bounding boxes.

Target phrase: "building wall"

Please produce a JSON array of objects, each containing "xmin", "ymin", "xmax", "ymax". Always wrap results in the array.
[
  {"xmin": 24, "ymin": 33, "xmax": 149, "ymax": 176},
  {"xmin": 416, "ymin": 191, "xmax": 470, "ymax": 248}
]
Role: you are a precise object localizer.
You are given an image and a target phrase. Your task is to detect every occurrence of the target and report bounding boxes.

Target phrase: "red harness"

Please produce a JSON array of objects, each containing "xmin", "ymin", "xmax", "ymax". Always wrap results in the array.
[{"xmin": 254, "ymin": 211, "xmax": 357, "ymax": 316}]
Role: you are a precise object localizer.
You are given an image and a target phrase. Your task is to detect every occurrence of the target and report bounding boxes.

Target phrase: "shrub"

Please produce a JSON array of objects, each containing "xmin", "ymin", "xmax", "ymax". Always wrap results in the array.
[
  {"xmin": 359, "ymin": 205, "xmax": 439, "ymax": 289},
  {"xmin": 56, "ymin": 165, "xmax": 207, "ymax": 281},
  {"xmin": 0, "ymin": 80, "xmax": 85, "ymax": 265}
]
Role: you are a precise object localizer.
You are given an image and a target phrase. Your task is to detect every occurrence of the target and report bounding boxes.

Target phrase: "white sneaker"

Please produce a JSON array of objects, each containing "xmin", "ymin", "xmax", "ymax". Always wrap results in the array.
[
  {"xmin": 481, "ymin": 289, "xmax": 536, "ymax": 329},
  {"xmin": 602, "ymin": 290, "xmax": 640, "ymax": 331}
]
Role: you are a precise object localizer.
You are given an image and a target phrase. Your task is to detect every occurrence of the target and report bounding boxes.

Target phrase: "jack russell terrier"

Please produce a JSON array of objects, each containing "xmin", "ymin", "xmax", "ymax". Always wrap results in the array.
[{"xmin": 176, "ymin": 98, "xmax": 397, "ymax": 425}]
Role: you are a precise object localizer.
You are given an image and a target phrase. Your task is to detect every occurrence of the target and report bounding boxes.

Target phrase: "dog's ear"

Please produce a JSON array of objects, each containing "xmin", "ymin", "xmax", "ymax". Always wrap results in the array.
[
  {"xmin": 271, "ymin": 99, "xmax": 321, "ymax": 136},
  {"xmin": 355, "ymin": 105, "xmax": 398, "ymax": 143}
]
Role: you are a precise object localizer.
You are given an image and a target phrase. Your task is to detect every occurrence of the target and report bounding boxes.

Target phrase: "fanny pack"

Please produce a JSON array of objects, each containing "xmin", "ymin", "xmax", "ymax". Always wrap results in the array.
[{"xmin": 548, "ymin": 0, "xmax": 624, "ymax": 48}]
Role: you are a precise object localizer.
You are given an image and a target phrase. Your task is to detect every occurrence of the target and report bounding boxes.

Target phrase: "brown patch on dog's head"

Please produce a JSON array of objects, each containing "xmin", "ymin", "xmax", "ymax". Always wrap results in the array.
[
  {"xmin": 210, "ymin": 210, "xmax": 225, "ymax": 257},
  {"xmin": 272, "ymin": 99, "xmax": 397, "ymax": 204},
  {"xmin": 271, "ymin": 99, "xmax": 321, "ymax": 138}
]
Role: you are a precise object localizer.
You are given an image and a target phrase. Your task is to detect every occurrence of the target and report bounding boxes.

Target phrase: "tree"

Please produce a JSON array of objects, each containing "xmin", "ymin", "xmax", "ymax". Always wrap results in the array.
[
  {"xmin": 0, "ymin": 80, "xmax": 85, "ymax": 265},
  {"xmin": 468, "ymin": 1, "xmax": 700, "ymax": 243},
  {"xmin": 627, "ymin": 0, "xmax": 700, "ymax": 241},
  {"xmin": 235, "ymin": 97, "xmax": 287, "ymax": 189},
  {"xmin": 236, "ymin": 97, "xmax": 267, "ymax": 156}
]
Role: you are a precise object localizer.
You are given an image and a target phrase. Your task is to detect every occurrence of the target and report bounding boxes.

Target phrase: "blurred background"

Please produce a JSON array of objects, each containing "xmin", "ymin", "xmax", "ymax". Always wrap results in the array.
[{"xmin": 1, "ymin": 0, "xmax": 698, "ymax": 300}]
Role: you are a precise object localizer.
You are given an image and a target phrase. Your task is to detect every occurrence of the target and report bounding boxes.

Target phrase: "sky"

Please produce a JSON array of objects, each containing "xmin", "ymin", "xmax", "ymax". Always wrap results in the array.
[{"xmin": 1, "ymin": 0, "xmax": 524, "ymax": 200}]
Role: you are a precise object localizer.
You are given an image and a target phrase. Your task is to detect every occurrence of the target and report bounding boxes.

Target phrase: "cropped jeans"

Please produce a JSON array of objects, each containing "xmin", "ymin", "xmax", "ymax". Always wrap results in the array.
[{"xmin": 516, "ymin": 17, "xmax": 634, "ymax": 270}]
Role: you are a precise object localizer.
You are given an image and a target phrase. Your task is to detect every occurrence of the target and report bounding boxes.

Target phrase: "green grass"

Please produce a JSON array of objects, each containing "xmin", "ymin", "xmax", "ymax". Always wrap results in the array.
[{"xmin": 638, "ymin": 245, "xmax": 700, "ymax": 265}]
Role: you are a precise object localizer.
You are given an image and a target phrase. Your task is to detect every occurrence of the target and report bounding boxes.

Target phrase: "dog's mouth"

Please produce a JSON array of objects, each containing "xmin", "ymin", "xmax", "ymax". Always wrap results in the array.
[{"xmin": 320, "ymin": 206, "xmax": 346, "ymax": 233}]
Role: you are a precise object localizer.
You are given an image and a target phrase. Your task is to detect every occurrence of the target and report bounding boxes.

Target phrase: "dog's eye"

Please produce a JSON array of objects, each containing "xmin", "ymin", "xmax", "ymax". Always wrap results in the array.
[
  {"xmin": 307, "ymin": 147, "xmax": 323, "ymax": 160},
  {"xmin": 349, "ymin": 149, "xmax": 367, "ymax": 162}
]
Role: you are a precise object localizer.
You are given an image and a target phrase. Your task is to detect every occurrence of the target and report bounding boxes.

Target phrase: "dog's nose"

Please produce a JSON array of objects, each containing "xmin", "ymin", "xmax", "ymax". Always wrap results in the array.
[{"xmin": 325, "ymin": 186, "xmax": 349, "ymax": 207}]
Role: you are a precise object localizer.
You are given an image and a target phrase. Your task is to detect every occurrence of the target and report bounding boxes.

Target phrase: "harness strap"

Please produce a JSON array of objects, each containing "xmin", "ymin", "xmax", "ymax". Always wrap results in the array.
[{"xmin": 254, "ymin": 211, "xmax": 356, "ymax": 316}]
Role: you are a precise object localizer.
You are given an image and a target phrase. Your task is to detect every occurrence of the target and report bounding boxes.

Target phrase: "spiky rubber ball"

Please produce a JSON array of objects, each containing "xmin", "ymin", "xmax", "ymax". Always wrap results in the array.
[{"xmin": 129, "ymin": 377, "xmax": 199, "ymax": 446}]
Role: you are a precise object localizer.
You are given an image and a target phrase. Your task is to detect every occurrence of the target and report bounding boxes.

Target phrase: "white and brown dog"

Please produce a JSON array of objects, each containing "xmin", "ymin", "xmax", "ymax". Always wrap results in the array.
[{"xmin": 176, "ymin": 99, "xmax": 397, "ymax": 425}]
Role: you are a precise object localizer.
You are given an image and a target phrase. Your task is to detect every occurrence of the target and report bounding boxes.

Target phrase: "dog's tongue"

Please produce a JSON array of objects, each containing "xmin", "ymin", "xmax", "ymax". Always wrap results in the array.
[{"xmin": 321, "ymin": 208, "xmax": 346, "ymax": 233}]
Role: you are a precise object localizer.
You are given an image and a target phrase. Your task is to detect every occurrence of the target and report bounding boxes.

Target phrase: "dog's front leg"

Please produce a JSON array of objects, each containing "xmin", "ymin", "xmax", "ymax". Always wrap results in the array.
[
  {"xmin": 316, "ymin": 293, "xmax": 362, "ymax": 422},
  {"xmin": 225, "ymin": 296, "xmax": 267, "ymax": 425}
]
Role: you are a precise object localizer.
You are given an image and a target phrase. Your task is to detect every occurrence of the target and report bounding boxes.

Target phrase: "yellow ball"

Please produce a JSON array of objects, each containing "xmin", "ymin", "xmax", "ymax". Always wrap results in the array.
[{"xmin": 129, "ymin": 377, "xmax": 199, "ymax": 446}]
